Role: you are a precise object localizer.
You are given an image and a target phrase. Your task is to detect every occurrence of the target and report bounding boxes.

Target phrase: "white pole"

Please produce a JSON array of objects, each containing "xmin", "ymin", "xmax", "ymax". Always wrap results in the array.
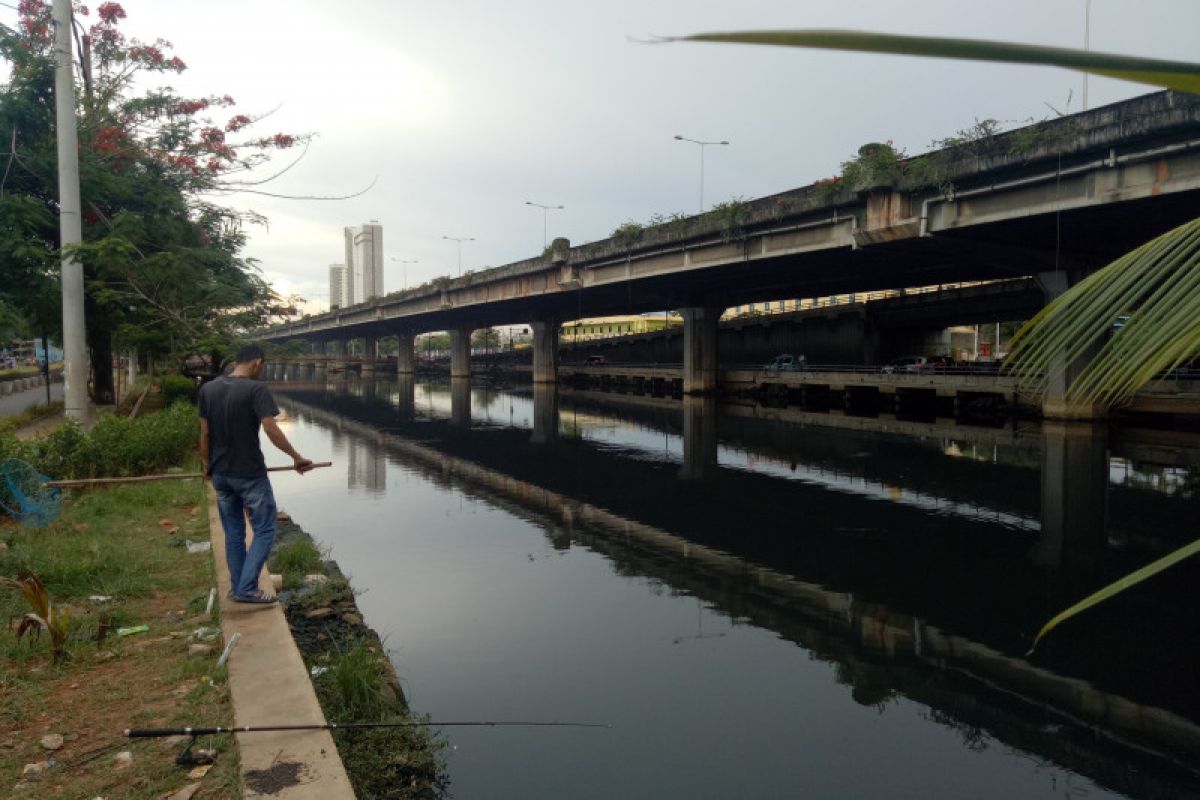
[{"xmin": 53, "ymin": 0, "xmax": 89, "ymax": 422}]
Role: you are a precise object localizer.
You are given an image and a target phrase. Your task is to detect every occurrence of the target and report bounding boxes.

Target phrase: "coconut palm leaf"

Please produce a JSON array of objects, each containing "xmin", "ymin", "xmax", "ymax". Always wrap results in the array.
[
  {"xmin": 666, "ymin": 30, "xmax": 1200, "ymax": 94},
  {"xmin": 1004, "ymin": 218, "xmax": 1200, "ymax": 407},
  {"xmin": 1027, "ymin": 536, "xmax": 1200, "ymax": 655}
]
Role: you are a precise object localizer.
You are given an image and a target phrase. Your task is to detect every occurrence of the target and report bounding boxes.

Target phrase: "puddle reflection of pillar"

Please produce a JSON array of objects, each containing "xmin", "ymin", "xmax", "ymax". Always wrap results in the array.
[
  {"xmin": 450, "ymin": 377, "xmax": 472, "ymax": 428},
  {"xmin": 1030, "ymin": 421, "xmax": 1109, "ymax": 568},
  {"xmin": 531, "ymin": 384, "xmax": 560, "ymax": 445},
  {"xmin": 679, "ymin": 396, "xmax": 719, "ymax": 481},
  {"xmin": 396, "ymin": 374, "xmax": 416, "ymax": 420}
]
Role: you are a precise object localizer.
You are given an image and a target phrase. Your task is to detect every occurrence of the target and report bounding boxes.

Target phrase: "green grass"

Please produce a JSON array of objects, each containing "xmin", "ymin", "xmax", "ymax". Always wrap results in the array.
[
  {"xmin": 270, "ymin": 537, "xmax": 324, "ymax": 589},
  {"xmin": 0, "ymin": 399, "xmax": 63, "ymax": 435},
  {"xmin": 310, "ymin": 640, "xmax": 448, "ymax": 799}
]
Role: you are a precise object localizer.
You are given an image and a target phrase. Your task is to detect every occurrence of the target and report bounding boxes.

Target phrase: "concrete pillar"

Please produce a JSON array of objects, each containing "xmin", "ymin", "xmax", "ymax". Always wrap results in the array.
[
  {"xmin": 450, "ymin": 376, "xmax": 471, "ymax": 428},
  {"xmin": 530, "ymin": 384, "xmax": 559, "ymax": 445},
  {"xmin": 329, "ymin": 339, "xmax": 347, "ymax": 373},
  {"xmin": 395, "ymin": 331, "xmax": 415, "ymax": 375},
  {"xmin": 679, "ymin": 396, "xmax": 719, "ymax": 481},
  {"xmin": 396, "ymin": 374, "xmax": 415, "ymax": 420},
  {"xmin": 531, "ymin": 320, "xmax": 559, "ymax": 384},
  {"xmin": 126, "ymin": 350, "xmax": 137, "ymax": 384},
  {"xmin": 1038, "ymin": 271, "xmax": 1105, "ymax": 420},
  {"xmin": 680, "ymin": 306, "xmax": 721, "ymax": 395},
  {"xmin": 450, "ymin": 325, "xmax": 473, "ymax": 379},
  {"xmin": 361, "ymin": 335, "xmax": 378, "ymax": 372},
  {"xmin": 1029, "ymin": 422, "xmax": 1109, "ymax": 568}
]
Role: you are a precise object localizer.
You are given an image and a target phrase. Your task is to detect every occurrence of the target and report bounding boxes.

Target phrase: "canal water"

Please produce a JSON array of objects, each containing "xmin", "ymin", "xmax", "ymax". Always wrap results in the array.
[{"xmin": 264, "ymin": 372, "xmax": 1200, "ymax": 799}]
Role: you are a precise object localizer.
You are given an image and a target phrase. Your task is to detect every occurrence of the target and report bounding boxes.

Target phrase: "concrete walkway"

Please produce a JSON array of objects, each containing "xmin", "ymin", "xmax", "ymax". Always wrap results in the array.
[
  {"xmin": 206, "ymin": 486, "xmax": 355, "ymax": 799},
  {"xmin": 0, "ymin": 379, "xmax": 62, "ymax": 417}
]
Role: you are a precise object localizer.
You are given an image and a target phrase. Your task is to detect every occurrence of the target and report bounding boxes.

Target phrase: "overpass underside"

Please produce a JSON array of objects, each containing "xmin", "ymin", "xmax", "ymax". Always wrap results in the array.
[{"xmin": 264, "ymin": 91, "xmax": 1200, "ymax": 418}]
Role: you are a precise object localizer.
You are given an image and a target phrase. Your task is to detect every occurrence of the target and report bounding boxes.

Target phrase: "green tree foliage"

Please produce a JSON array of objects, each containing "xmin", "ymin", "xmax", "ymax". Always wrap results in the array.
[
  {"xmin": 471, "ymin": 327, "xmax": 501, "ymax": 353},
  {"xmin": 0, "ymin": 2, "xmax": 305, "ymax": 402}
]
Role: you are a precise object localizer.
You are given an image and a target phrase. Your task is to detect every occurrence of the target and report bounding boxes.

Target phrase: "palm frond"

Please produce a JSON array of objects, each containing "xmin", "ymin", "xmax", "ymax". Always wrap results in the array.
[
  {"xmin": 1027, "ymin": 536, "xmax": 1200, "ymax": 655},
  {"xmin": 667, "ymin": 30, "xmax": 1200, "ymax": 93},
  {"xmin": 1005, "ymin": 218, "xmax": 1200, "ymax": 407}
]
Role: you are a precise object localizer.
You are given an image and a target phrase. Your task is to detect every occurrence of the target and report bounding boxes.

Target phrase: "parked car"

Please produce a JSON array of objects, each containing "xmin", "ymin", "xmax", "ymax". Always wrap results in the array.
[
  {"xmin": 925, "ymin": 355, "xmax": 956, "ymax": 370},
  {"xmin": 763, "ymin": 353, "xmax": 807, "ymax": 372},
  {"xmin": 882, "ymin": 356, "xmax": 928, "ymax": 374},
  {"xmin": 584, "ymin": 355, "xmax": 608, "ymax": 366}
]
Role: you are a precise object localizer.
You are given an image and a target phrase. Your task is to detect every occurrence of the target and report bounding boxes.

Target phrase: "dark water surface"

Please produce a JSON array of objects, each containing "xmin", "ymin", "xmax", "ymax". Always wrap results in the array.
[{"xmin": 264, "ymin": 373, "xmax": 1200, "ymax": 799}]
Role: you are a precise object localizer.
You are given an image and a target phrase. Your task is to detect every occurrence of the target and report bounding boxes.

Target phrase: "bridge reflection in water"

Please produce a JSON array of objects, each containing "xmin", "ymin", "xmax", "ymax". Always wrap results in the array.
[{"xmin": 267, "ymin": 369, "xmax": 1200, "ymax": 799}]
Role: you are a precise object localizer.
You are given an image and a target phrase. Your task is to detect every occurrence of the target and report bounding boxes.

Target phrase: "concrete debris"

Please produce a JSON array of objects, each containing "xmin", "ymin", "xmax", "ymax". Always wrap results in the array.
[
  {"xmin": 39, "ymin": 734, "xmax": 63, "ymax": 751},
  {"xmin": 21, "ymin": 762, "xmax": 49, "ymax": 780},
  {"xmin": 188, "ymin": 643, "xmax": 216, "ymax": 658},
  {"xmin": 114, "ymin": 751, "xmax": 133, "ymax": 769},
  {"xmin": 187, "ymin": 764, "xmax": 212, "ymax": 779},
  {"xmin": 304, "ymin": 574, "xmax": 329, "ymax": 586}
]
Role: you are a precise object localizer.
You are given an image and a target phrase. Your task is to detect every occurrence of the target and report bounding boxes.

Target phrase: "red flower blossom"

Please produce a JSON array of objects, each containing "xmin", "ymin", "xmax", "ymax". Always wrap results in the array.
[
  {"xmin": 176, "ymin": 99, "xmax": 208, "ymax": 115},
  {"xmin": 272, "ymin": 133, "xmax": 295, "ymax": 149},
  {"xmin": 225, "ymin": 114, "xmax": 252, "ymax": 132},
  {"xmin": 97, "ymin": 2, "xmax": 125, "ymax": 23}
]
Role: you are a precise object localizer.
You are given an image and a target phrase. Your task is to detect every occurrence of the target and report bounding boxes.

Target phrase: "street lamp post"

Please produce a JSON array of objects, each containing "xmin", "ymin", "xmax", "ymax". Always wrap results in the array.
[
  {"xmin": 390, "ymin": 257, "xmax": 418, "ymax": 290},
  {"xmin": 442, "ymin": 235, "xmax": 474, "ymax": 277},
  {"xmin": 674, "ymin": 134, "xmax": 729, "ymax": 213},
  {"xmin": 524, "ymin": 200, "xmax": 564, "ymax": 249}
]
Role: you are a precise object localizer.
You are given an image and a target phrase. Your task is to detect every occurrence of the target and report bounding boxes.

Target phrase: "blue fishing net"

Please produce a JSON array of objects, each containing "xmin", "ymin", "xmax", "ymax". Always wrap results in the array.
[{"xmin": 0, "ymin": 459, "xmax": 61, "ymax": 527}]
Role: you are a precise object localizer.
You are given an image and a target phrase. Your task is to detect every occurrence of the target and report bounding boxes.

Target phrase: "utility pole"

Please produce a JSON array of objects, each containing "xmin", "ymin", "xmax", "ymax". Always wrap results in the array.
[{"xmin": 53, "ymin": 0, "xmax": 88, "ymax": 422}]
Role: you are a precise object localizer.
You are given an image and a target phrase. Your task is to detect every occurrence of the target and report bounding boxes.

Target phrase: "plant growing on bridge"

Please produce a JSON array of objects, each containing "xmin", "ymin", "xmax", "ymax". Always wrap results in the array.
[
  {"xmin": 840, "ymin": 141, "xmax": 906, "ymax": 192},
  {"xmin": 611, "ymin": 220, "xmax": 645, "ymax": 250},
  {"xmin": 707, "ymin": 197, "xmax": 751, "ymax": 243}
]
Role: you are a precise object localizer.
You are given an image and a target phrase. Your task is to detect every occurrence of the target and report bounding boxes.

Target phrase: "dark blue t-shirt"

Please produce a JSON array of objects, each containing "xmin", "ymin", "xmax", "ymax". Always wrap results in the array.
[{"xmin": 198, "ymin": 376, "xmax": 280, "ymax": 477}]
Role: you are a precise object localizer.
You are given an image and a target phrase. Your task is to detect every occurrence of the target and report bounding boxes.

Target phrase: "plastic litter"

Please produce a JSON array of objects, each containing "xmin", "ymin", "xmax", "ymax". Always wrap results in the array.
[
  {"xmin": 309, "ymin": 665, "xmax": 329, "ymax": 677},
  {"xmin": 204, "ymin": 587, "xmax": 215, "ymax": 615},
  {"xmin": 88, "ymin": 595, "xmax": 113, "ymax": 604},
  {"xmin": 191, "ymin": 627, "xmax": 220, "ymax": 642},
  {"xmin": 184, "ymin": 540, "xmax": 212, "ymax": 554},
  {"xmin": 215, "ymin": 632, "xmax": 240, "ymax": 669},
  {"xmin": 117, "ymin": 624, "xmax": 149, "ymax": 637}
]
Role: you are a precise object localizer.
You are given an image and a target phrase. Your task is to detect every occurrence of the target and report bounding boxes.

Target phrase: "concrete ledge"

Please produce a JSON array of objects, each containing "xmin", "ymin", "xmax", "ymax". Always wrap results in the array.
[{"xmin": 206, "ymin": 485, "xmax": 355, "ymax": 799}]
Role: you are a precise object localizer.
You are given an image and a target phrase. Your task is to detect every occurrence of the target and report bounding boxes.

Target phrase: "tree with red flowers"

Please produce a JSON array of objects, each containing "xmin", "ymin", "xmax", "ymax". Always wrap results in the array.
[{"xmin": 1, "ymin": 2, "xmax": 309, "ymax": 402}]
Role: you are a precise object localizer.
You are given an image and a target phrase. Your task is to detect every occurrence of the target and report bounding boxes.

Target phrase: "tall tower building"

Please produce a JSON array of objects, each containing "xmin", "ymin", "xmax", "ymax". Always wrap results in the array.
[
  {"xmin": 328, "ymin": 264, "xmax": 346, "ymax": 310},
  {"xmin": 343, "ymin": 221, "xmax": 384, "ymax": 304}
]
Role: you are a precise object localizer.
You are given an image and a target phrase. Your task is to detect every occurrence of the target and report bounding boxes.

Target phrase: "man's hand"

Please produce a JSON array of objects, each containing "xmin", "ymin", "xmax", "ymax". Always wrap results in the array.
[{"xmin": 294, "ymin": 457, "xmax": 314, "ymax": 474}]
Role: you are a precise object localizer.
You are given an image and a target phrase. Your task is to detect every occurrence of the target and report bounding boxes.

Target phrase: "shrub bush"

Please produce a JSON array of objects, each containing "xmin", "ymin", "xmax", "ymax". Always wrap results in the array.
[
  {"xmin": 6, "ymin": 401, "xmax": 197, "ymax": 481},
  {"xmin": 159, "ymin": 374, "xmax": 198, "ymax": 406}
]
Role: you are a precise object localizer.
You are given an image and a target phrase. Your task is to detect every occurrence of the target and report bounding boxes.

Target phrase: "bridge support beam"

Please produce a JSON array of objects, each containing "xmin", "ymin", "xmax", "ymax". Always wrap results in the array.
[
  {"xmin": 531, "ymin": 320, "xmax": 559, "ymax": 384},
  {"xmin": 395, "ymin": 331, "xmax": 415, "ymax": 374},
  {"xmin": 680, "ymin": 306, "xmax": 721, "ymax": 395},
  {"xmin": 361, "ymin": 335, "xmax": 378, "ymax": 373},
  {"xmin": 1038, "ymin": 272, "xmax": 1105, "ymax": 420},
  {"xmin": 530, "ymin": 384, "xmax": 558, "ymax": 444},
  {"xmin": 1030, "ymin": 422, "xmax": 1108, "ymax": 568},
  {"xmin": 450, "ymin": 376, "xmax": 471, "ymax": 428},
  {"xmin": 450, "ymin": 326, "xmax": 473, "ymax": 379},
  {"xmin": 329, "ymin": 339, "xmax": 347, "ymax": 372},
  {"xmin": 679, "ymin": 396, "xmax": 719, "ymax": 481}
]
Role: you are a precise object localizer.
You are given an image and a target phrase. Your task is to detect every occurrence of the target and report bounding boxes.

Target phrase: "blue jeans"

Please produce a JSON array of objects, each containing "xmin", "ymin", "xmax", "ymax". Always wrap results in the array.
[{"xmin": 212, "ymin": 473, "xmax": 277, "ymax": 598}]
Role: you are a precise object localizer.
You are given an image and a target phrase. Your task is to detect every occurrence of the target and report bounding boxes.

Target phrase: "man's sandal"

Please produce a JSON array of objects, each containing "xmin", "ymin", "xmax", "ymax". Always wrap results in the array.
[{"xmin": 231, "ymin": 591, "xmax": 277, "ymax": 605}]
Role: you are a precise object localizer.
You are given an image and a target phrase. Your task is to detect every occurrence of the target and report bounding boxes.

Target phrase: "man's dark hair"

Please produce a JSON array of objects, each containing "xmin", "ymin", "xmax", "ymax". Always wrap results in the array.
[{"xmin": 235, "ymin": 343, "xmax": 266, "ymax": 364}]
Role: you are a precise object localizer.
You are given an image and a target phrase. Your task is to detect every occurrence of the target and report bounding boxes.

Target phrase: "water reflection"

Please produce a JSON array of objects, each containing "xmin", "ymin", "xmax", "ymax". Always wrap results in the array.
[{"xmin": 266, "ymin": 372, "xmax": 1200, "ymax": 799}]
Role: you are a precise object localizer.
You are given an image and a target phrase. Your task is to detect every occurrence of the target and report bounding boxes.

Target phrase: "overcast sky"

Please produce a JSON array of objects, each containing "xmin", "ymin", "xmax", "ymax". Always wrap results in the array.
[{"xmin": 9, "ymin": 1, "xmax": 1200, "ymax": 312}]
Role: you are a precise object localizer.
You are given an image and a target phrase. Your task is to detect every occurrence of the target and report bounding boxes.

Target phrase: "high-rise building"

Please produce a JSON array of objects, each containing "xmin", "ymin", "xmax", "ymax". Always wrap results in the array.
[
  {"xmin": 343, "ymin": 221, "xmax": 384, "ymax": 304},
  {"xmin": 329, "ymin": 264, "xmax": 347, "ymax": 310}
]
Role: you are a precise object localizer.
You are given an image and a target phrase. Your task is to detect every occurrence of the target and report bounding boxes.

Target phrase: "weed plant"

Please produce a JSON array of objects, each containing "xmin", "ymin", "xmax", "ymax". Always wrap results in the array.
[
  {"xmin": 270, "ymin": 537, "xmax": 324, "ymax": 589},
  {"xmin": 159, "ymin": 374, "xmax": 198, "ymax": 407},
  {"xmin": 312, "ymin": 641, "xmax": 448, "ymax": 798}
]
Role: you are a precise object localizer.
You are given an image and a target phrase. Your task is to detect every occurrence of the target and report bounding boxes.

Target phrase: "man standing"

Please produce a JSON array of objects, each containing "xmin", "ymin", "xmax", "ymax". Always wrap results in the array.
[{"xmin": 199, "ymin": 343, "xmax": 312, "ymax": 604}]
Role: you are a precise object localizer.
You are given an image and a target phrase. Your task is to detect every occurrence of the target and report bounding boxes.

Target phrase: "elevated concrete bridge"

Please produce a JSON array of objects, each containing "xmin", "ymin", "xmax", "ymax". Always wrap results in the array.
[{"xmin": 262, "ymin": 91, "xmax": 1200, "ymax": 416}]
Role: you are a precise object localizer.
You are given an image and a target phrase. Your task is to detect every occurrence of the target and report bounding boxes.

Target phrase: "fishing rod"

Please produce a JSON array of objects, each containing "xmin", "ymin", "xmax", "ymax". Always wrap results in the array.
[
  {"xmin": 128, "ymin": 721, "xmax": 611, "ymax": 766},
  {"xmin": 126, "ymin": 720, "xmax": 609, "ymax": 738}
]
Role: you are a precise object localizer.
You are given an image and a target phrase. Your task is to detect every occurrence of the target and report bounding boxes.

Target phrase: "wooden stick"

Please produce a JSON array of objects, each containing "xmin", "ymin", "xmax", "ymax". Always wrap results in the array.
[{"xmin": 46, "ymin": 463, "xmax": 332, "ymax": 489}]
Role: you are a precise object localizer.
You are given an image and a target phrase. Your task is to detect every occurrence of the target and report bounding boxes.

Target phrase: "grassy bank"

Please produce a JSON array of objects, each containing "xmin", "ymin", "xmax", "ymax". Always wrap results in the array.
[
  {"xmin": 0, "ymin": 400, "xmax": 64, "ymax": 436},
  {"xmin": 268, "ymin": 525, "xmax": 448, "ymax": 798},
  {"xmin": 0, "ymin": 395, "xmax": 241, "ymax": 798}
]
